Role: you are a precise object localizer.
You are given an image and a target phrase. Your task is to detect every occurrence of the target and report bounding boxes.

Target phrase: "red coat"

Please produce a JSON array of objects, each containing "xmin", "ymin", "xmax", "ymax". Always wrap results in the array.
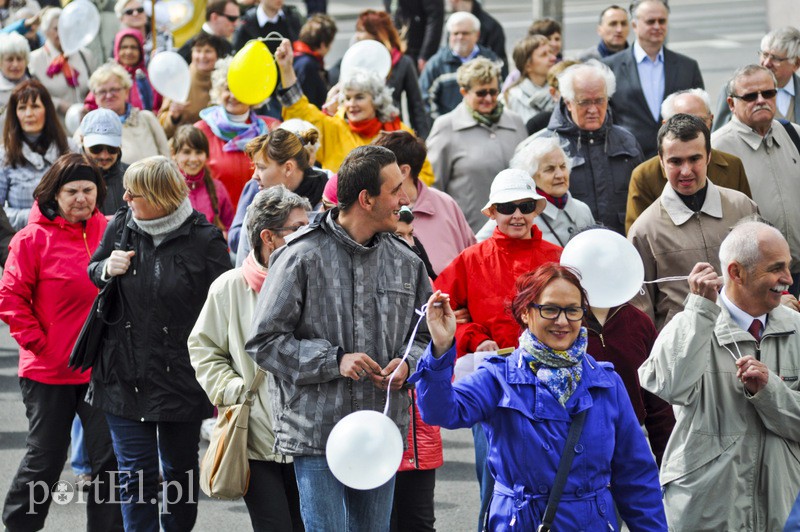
[
  {"xmin": 194, "ymin": 117, "xmax": 280, "ymax": 210},
  {"xmin": 0, "ymin": 203, "xmax": 107, "ymax": 385},
  {"xmin": 434, "ymin": 226, "xmax": 562, "ymax": 357},
  {"xmin": 399, "ymin": 391, "xmax": 443, "ymax": 472}
]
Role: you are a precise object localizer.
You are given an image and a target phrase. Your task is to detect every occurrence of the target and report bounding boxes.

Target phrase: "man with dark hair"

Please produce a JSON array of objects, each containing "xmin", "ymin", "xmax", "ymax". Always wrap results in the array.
[
  {"xmin": 233, "ymin": 0, "xmax": 304, "ymax": 53},
  {"xmin": 373, "ymin": 131, "xmax": 475, "ymax": 274},
  {"xmin": 293, "ymin": 14, "xmax": 337, "ymax": 108},
  {"xmin": 246, "ymin": 145, "xmax": 432, "ymax": 531},
  {"xmin": 176, "ymin": 0, "xmax": 238, "ymax": 63},
  {"xmin": 628, "ymin": 114, "xmax": 758, "ymax": 330},
  {"xmin": 576, "ymin": 5, "xmax": 630, "ymax": 61}
]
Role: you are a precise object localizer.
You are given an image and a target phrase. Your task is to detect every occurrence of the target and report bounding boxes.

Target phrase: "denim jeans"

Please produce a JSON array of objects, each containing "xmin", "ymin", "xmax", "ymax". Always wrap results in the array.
[
  {"xmin": 105, "ymin": 413, "xmax": 201, "ymax": 532},
  {"xmin": 293, "ymin": 455, "xmax": 395, "ymax": 532},
  {"xmin": 71, "ymin": 415, "xmax": 91, "ymax": 476},
  {"xmin": 472, "ymin": 423, "xmax": 494, "ymax": 532}
]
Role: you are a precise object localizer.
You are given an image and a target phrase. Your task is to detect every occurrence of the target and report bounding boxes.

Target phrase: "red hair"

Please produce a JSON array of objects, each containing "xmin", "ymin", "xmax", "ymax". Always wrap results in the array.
[
  {"xmin": 510, "ymin": 263, "xmax": 588, "ymax": 328},
  {"xmin": 356, "ymin": 9, "xmax": 405, "ymax": 53}
]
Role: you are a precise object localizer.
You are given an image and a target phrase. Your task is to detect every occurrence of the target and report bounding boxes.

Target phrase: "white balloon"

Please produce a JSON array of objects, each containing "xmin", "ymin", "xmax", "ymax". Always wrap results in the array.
[
  {"xmin": 340, "ymin": 40, "xmax": 392, "ymax": 83},
  {"xmin": 148, "ymin": 51, "xmax": 190, "ymax": 103},
  {"xmin": 65, "ymin": 104, "xmax": 85, "ymax": 136},
  {"xmin": 59, "ymin": 0, "xmax": 101, "ymax": 56},
  {"xmin": 326, "ymin": 410, "xmax": 403, "ymax": 490},
  {"xmin": 560, "ymin": 228, "xmax": 645, "ymax": 308},
  {"xmin": 144, "ymin": 0, "xmax": 195, "ymax": 32}
]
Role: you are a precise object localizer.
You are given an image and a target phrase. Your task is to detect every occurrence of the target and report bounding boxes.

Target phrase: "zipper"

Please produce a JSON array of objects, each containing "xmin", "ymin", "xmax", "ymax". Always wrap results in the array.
[
  {"xmin": 410, "ymin": 389, "xmax": 420, "ymax": 469},
  {"xmin": 124, "ymin": 321, "xmax": 140, "ymax": 392},
  {"xmin": 81, "ymin": 221, "xmax": 91, "ymax": 259}
]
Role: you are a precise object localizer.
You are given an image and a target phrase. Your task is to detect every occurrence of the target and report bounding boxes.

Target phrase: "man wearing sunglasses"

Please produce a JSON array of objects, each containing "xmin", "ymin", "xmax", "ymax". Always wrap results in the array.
[
  {"xmin": 714, "ymin": 27, "xmax": 800, "ymax": 130},
  {"xmin": 176, "ymin": 0, "xmax": 238, "ymax": 64},
  {"xmin": 78, "ymin": 108, "xmax": 127, "ymax": 215},
  {"xmin": 712, "ymin": 64, "xmax": 800, "ymax": 295}
]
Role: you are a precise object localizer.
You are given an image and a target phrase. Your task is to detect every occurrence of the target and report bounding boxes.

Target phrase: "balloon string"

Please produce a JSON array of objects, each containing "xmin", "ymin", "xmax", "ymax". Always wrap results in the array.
[
  {"xmin": 383, "ymin": 303, "xmax": 428, "ymax": 416},
  {"xmin": 639, "ymin": 275, "xmax": 691, "ymax": 295},
  {"xmin": 258, "ymin": 31, "xmax": 285, "ymax": 42}
]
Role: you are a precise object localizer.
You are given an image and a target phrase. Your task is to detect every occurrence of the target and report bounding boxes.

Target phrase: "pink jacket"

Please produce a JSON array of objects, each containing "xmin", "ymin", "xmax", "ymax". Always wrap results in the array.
[
  {"xmin": 0, "ymin": 203, "xmax": 107, "ymax": 384},
  {"xmin": 185, "ymin": 171, "xmax": 235, "ymax": 230},
  {"xmin": 411, "ymin": 180, "xmax": 476, "ymax": 274}
]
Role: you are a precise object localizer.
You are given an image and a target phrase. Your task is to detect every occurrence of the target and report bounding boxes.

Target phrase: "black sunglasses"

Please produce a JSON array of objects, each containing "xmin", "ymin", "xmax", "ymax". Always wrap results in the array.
[
  {"xmin": 494, "ymin": 200, "xmax": 538, "ymax": 215},
  {"xmin": 732, "ymin": 89, "xmax": 778, "ymax": 102},
  {"xmin": 473, "ymin": 88, "xmax": 499, "ymax": 98},
  {"xmin": 123, "ymin": 6, "xmax": 145, "ymax": 15},
  {"xmin": 220, "ymin": 14, "xmax": 239, "ymax": 22},
  {"xmin": 87, "ymin": 144, "xmax": 120, "ymax": 155}
]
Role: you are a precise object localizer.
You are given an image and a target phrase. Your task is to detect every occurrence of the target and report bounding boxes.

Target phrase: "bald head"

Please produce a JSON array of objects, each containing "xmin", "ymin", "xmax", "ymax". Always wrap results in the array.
[{"xmin": 661, "ymin": 89, "xmax": 713, "ymax": 129}]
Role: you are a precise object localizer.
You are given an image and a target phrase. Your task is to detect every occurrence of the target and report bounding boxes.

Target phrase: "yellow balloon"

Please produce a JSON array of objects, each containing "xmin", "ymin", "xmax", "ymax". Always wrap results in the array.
[{"xmin": 227, "ymin": 41, "xmax": 278, "ymax": 106}]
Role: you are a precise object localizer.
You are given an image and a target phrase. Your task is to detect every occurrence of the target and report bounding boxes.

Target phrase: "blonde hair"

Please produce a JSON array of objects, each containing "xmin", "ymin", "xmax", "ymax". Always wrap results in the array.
[
  {"xmin": 245, "ymin": 128, "xmax": 319, "ymax": 171},
  {"xmin": 210, "ymin": 56, "xmax": 232, "ymax": 106},
  {"xmin": 457, "ymin": 57, "xmax": 500, "ymax": 91},
  {"xmin": 89, "ymin": 62, "xmax": 133, "ymax": 92},
  {"xmin": 123, "ymin": 156, "xmax": 188, "ymax": 213}
]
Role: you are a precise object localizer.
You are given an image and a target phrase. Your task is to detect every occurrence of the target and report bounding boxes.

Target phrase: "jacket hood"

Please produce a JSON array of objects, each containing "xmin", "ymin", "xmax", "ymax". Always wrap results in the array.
[{"xmin": 113, "ymin": 28, "xmax": 146, "ymax": 74}]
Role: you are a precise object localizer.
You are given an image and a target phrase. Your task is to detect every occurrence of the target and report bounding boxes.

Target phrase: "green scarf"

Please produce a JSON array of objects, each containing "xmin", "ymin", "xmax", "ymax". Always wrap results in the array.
[{"xmin": 469, "ymin": 101, "xmax": 504, "ymax": 128}]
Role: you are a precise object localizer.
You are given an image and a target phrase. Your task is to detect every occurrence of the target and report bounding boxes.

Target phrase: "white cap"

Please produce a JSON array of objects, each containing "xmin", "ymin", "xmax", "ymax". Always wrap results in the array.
[
  {"xmin": 481, "ymin": 169, "xmax": 545, "ymax": 216},
  {"xmin": 80, "ymin": 108, "xmax": 122, "ymax": 148}
]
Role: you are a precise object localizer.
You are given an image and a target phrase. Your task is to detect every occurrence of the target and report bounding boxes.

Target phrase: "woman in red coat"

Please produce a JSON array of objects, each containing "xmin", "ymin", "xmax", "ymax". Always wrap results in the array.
[{"xmin": 0, "ymin": 153, "xmax": 122, "ymax": 531}]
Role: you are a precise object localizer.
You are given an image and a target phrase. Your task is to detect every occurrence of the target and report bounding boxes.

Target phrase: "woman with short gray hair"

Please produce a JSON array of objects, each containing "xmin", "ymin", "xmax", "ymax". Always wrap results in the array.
[
  {"xmin": 189, "ymin": 185, "xmax": 310, "ymax": 531},
  {"xmin": 0, "ymin": 32, "xmax": 30, "ymax": 128}
]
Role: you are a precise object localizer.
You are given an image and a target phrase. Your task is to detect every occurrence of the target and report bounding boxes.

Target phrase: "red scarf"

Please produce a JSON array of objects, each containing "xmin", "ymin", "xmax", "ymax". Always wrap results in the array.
[
  {"xmin": 348, "ymin": 115, "xmax": 402, "ymax": 139},
  {"xmin": 293, "ymin": 41, "xmax": 324, "ymax": 67},
  {"xmin": 46, "ymin": 52, "xmax": 79, "ymax": 88},
  {"xmin": 242, "ymin": 252, "xmax": 268, "ymax": 293},
  {"xmin": 536, "ymin": 187, "xmax": 568, "ymax": 210},
  {"xmin": 390, "ymin": 48, "xmax": 403, "ymax": 68}
]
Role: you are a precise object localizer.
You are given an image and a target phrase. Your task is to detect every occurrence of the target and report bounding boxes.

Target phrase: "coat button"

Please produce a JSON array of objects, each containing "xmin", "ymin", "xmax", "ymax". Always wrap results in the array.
[
  {"xmin": 576, "ymin": 487, "xmax": 586, "ymax": 497},
  {"xmin": 490, "ymin": 133, "xmax": 496, "ymax": 139},
  {"xmin": 538, "ymin": 485, "xmax": 548, "ymax": 494},
  {"xmin": 574, "ymin": 443, "xmax": 584, "ymax": 453},
  {"xmin": 542, "ymin": 442, "xmax": 550, "ymax": 451}
]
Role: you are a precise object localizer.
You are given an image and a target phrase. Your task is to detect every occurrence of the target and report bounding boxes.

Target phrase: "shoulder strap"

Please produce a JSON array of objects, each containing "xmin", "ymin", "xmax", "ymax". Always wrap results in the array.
[
  {"xmin": 537, "ymin": 409, "xmax": 588, "ymax": 532},
  {"xmin": 118, "ymin": 209, "xmax": 133, "ymax": 251},
  {"xmin": 537, "ymin": 215, "xmax": 565, "ymax": 248},
  {"xmin": 244, "ymin": 368, "xmax": 267, "ymax": 405},
  {"xmin": 778, "ymin": 119, "xmax": 800, "ymax": 156}
]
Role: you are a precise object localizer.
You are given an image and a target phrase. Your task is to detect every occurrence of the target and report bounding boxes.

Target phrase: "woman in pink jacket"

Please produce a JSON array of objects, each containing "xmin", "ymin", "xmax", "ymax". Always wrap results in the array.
[{"xmin": 0, "ymin": 153, "xmax": 122, "ymax": 531}]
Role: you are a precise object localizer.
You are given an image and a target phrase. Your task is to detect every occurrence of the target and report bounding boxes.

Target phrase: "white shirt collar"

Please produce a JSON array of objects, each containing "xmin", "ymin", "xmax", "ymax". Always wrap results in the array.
[
  {"xmin": 780, "ymin": 78, "xmax": 796, "ymax": 96},
  {"xmin": 256, "ymin": 5, "xmax": 283, "ymax": 27},
  {"xmin": 633, "ymin": 41, "xmax": 664, "ymax": 63},
  {"xmin": 719, "ymin": 287, "xmax": 767, "ymax": 332}
]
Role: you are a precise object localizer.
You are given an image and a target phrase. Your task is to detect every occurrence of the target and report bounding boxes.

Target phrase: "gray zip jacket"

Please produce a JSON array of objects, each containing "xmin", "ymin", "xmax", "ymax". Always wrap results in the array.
[{"xmin": 246, "ymin": 209, "xmax": 432, "ymax": 456}]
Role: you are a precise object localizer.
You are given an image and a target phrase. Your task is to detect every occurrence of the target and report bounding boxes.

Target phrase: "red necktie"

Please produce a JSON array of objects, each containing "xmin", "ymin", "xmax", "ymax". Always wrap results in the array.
[{"xmin": 748, "ymin": 319, "xmax": 763, "ymax": 342}]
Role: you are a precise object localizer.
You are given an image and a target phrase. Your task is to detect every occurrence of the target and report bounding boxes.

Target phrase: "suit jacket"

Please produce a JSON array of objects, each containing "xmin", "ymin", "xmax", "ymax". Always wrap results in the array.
[
  {"xmin": 604, "ymin": 46, "xmax": 704, "ymax": 159},
  {"xmin": 713, "ymin": 73, "xmax": 800, "ymax": 131},
  {"xmin": 391, "ymin": 0, "xmax": 444, "ymax": 62},
  {"xmin": 625, "ymin": 148, "xmax": 752, "ymax": 233}
]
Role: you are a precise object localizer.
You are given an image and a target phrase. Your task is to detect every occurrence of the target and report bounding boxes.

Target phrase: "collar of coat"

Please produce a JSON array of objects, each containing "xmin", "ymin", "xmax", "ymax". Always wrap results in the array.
[
  {"xmin": 728, "ymin": 116, "xmax": 785, "ymax": 151},
  {"xmin": 289, "ymin": 208, "xmax": 389, "ymax": 255},
  {"xmin": 659, "ymin": 178, "xmax": 723, "ymax": 226},
  {"xmin": 450, "ymin": 102, "xmax": 521, "ymax": 132}
]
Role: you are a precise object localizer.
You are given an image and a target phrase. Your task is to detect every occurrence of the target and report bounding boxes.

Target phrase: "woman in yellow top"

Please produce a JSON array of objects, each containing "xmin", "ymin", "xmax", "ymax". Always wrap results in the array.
[{"xmin": 272, "ymin": 38, "xmax": 434, "ymax": 184}]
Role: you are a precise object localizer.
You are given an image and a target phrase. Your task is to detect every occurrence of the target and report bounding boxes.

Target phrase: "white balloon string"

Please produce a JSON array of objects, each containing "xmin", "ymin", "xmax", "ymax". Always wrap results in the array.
[
  {"xmin": 383, "ymin": 303, "xmax": 428, "ymax": 416},
  {"xmin": 639, "ymin": 275, "xmax": 691, "ymax": 295}
]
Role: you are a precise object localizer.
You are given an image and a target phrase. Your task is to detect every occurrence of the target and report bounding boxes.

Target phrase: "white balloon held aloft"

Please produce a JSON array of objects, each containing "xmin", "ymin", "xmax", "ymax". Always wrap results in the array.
[
  {"xmin": 339, "ymin": 40, "xmax": 392, "ymax": 83},
  {"xmin": 144, "ymin": 0, "xmax": 195, "ymax": 32},
  {"xmin": 64, "ymin": 104, "xmax": 85, "ymax": 136},
  {"xmin": 58, "ymin": 0, "xmax": 100, "ymax": 56},
  {"xmin": 325, "ymin": 410, "xmax": 403, "ymax": 490},
  {"xmin": 148, "ymin": 51, "xmax": 190, "ymax": 103},
  {"xmin": 560, "ymin": 228, "xmax": 645, "ymax": 308}
]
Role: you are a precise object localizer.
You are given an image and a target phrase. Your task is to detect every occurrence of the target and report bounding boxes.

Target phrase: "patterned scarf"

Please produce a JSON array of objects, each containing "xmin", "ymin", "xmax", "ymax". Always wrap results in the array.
[
  {"xmin": 469, "ymin": 101, "xmax": 504, "ymax": 128},
  {"xmin": 199, "ymin": 106, "xmax": 270, "ymax": 152},
  {"xmin": 519, "ymin": 327, "xmax": 586, "ymax": 406},
  {"xmin": 46, "ymin": 53, "xmax": 80, "ymax": 88}
]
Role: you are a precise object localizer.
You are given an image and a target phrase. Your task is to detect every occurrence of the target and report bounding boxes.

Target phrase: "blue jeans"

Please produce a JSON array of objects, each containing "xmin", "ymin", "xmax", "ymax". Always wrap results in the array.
[
  {"xmin": 293, "ymin": 455, "xmax": 395, "ymax": 532},
  {"xmin": 105, "ymin": 414, "xmax": 201, "ymax": 532},
  {"xmin": 71, "ymin": 415, "xmax": 91, "ymax": 476},
  {"xmin": 472, "ymin": 423, "xmax": 494, "ymax": 532}
]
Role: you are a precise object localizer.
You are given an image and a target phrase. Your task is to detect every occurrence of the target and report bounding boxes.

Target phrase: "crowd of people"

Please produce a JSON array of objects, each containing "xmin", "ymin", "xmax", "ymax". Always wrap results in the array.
[{"xmin": 0, "ymin": 0, "xmax": 800, "ymax": 530}]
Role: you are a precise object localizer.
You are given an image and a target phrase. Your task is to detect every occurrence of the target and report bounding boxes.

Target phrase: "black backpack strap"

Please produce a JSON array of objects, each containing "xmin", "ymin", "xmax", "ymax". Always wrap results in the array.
[{"xmin": 778, "ymin": 118, "xmax": 800, "ymax": 156}]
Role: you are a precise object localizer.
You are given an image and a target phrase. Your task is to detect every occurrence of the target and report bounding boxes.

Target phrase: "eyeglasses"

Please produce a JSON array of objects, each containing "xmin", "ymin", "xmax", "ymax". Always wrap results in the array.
[
  {"xmin": 87, "ymin": 144, "xmax": 120, "ymax": 155},
  {"xmin": 220, "ymin": 14, "xmax": 239, "ymax": 23},
  {"xmin": 124, "ymin": 189, "xmax": 143, "ymax": 199},
  {"xmin": 494, "ymin": 200, "xmax": 538, "ymax": 215},
  {"xmin": 573, "ymin": 97, "xmax": 607, "ymax": 108},
  {"xmin": 530, "ymin": 303, "xmax": 586, "ymax": 322},
  {"xmin": 731, "ymin": 89, "xmax": 778, "ymax": 102},
  {"xmin": 123, "ymin": 6, "xmax": 145, "ymax": 16},
  {"xmin": 269, "ymin": 224, "xmax": 307, "ymax": 234},
  {"xmin": 96, "ymin": 87, "xmax": 123, "ymax": 98},
  {"xmin": 759, "ymin": 50, "xmax": 791, "ymax": 65},
  {"xmin": 472, "ymin": 88, "xmax": 499, "ymax": 98}
]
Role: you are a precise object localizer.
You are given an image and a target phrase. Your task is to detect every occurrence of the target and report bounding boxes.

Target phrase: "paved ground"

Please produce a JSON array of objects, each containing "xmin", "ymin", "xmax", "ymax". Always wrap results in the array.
[{"xmin": 0, "ymin": 0, "xmax": 768, "ymax": 530}]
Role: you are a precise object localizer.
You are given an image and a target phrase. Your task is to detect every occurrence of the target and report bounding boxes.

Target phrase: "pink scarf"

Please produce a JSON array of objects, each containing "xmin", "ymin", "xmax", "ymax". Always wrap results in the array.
[{"xmin": 242, "ymin": 252, "xmax": 267, "ymax": 293}]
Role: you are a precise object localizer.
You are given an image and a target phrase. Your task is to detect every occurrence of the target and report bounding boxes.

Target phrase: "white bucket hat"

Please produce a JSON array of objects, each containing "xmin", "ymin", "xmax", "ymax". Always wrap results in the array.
[{"xmin": 481, "ymin": 168, "xmax": 545, "ymax": 216}]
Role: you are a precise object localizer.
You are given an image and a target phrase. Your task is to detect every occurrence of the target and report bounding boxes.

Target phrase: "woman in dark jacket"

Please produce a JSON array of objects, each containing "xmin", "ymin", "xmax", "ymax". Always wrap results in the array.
[{"xmin": 86, "ymin": 155, "xmax": 230, "ymax": 532}]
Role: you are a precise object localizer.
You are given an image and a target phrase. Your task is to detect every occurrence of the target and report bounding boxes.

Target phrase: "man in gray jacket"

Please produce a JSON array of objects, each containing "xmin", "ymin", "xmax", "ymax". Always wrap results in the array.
[
  {"xmin": 246, "ymin": 145, "xmax": 432, "ymax": 530},
  {"xmin": 639, "ymin": 220, "xmax": 800, "ymax": 530}
]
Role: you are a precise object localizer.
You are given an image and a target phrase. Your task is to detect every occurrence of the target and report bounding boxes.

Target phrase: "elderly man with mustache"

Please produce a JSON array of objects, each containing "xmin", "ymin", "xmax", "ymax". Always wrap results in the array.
[{"xmin": 712, "ymin": 64, "xmax": 800, "ymax": 295}]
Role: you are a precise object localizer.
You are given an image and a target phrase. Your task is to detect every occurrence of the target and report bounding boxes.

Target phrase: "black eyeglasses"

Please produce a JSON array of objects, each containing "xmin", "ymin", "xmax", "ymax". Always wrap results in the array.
[
  {"xmin": 731, "ymin": 89, "xmax": 778, "ymax": 102},
  {"xmin": 123, "ymin": 6, "xmax": 145, "ymax": 16},
  {"xmin": 473, "ymin": 88, "xmax": 499, "ymax": 98},
  {"xmin": 220, "ymin": 14, "xmax": 239, "ymax": 22},
  {"xmin": 87, "ymin": 144, "xmax": 120, "ymax": 155},
  {"xmin": 494, "ymin": 200, "xmax": 538, "ymax": 215},
  {"xmin": 530, "ymin": 304, "xmax": 586, "ymax": 322},
  {"xmin": 269, "ymin": 224, "xmax": 306, "ymax": 234}
]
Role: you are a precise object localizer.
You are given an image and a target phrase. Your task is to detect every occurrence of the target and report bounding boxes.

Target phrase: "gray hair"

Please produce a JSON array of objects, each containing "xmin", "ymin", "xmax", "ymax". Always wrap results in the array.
[
  {"xmin": 510, "ymin": 136, "xmax": 572, "ymax": 177},
  {"xmin": 761, "ymin": 26, "xmax": 800, "ymax": 60},
  {"xmin": 339, "ymin": 69, "xmax": 398, "ymax": 123},
  {"xmin": 446, "ymin": 11, "xmax": 480, "ymax": 33},
  {"xmin": 718, "ymin": 218, "xmax": 784, "ymax": 284},
  {"xmin": 41, "ymin": 7, "xmax": 61, "ymax": 33},
  {"xmin": 558, "ymin": 60, "xmax": 617, "ymax": 101},
  {"xmin": 89, "ymin": 62, "xmax": 133, "ymax": 92},
  {"xmin": 210, "ymin": 56, "xmax": 233, "ymax": 106},
  {"xmin": 247, "ymin": 185, "xmax": 312, "ymax": 260},
  {"xmin": 661, "ymin": 88, "xmax": 711, "ymax": 120},
  {"xmin": 726, "ymin": 64, "xmax": 777, "ymax": 98},
  {"xmin": 0, "ymin": 32, "xmax": 30, "ymax": 62},
  {"xmin": 629, "ymin": 0, "xmax": 669, "ymax": 21}
]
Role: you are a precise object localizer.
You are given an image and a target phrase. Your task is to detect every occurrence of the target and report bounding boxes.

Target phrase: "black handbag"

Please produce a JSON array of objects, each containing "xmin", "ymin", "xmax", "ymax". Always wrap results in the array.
[{"xmin": 68, "ymin": 211, "xmax": 133, "ymax": 372}]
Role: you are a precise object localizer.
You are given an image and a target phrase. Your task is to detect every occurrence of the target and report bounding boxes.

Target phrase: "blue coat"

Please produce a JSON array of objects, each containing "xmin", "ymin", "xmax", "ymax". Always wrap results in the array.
[{"xmin": 409, "ymin": 344, "xmax": 667, "ymax": 531}]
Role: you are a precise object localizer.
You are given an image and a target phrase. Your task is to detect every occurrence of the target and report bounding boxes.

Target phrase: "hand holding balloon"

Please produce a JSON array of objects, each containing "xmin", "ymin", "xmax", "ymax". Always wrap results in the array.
[
  {"xmin": 274, "ymin": 38, "xmax": 296, "ymax": 89},
  {"xmin": 426, "ymin": 291, "xmax": 456, "ymax": 358},
  {"xmin": 369, "ymin": 358, "xmax": 408, "ymax": 391}
]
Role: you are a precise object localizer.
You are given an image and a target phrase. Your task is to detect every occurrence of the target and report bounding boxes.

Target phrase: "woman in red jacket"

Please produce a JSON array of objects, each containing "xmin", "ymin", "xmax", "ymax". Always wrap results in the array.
[{"xmin": 0, "ymin": 153, "xmax": 122, "ymax": 531}]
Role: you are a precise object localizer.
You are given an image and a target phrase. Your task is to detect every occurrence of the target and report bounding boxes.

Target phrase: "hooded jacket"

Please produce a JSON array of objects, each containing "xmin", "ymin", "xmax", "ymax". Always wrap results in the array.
[
  {"xmin": 533, "ymin": 101, "xmax": 643, "ymax": 234},
  {"xmin": 112, "ymin": 28, "xmax": 162, "ymax": 112},
  {"xmin": 0, "ymin": 202, "xmax": 107, "ymax": 385}
]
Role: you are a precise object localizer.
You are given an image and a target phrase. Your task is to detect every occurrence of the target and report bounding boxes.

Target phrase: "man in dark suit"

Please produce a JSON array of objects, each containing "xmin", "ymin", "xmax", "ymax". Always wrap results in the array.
[
  {"xmin": 176, "ymin": 0, "xmax": 237, "ymax": 63},
  {"xmin": 603, "ymin": 0, "xmax": 703, "ymax": 159},
  {"xmin": 233, "ymin": 0, "xmax": 304, "ymax": 53},
  {"xmin": 713, "ymin": 26, "xmax": 800, "ymax": 131}
]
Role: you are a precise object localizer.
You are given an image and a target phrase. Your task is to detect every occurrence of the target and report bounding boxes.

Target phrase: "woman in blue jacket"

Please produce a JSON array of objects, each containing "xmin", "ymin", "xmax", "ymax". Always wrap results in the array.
[{"xmin": 409, "ymin": 263, "xmax": 667, "ymax": 531}]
